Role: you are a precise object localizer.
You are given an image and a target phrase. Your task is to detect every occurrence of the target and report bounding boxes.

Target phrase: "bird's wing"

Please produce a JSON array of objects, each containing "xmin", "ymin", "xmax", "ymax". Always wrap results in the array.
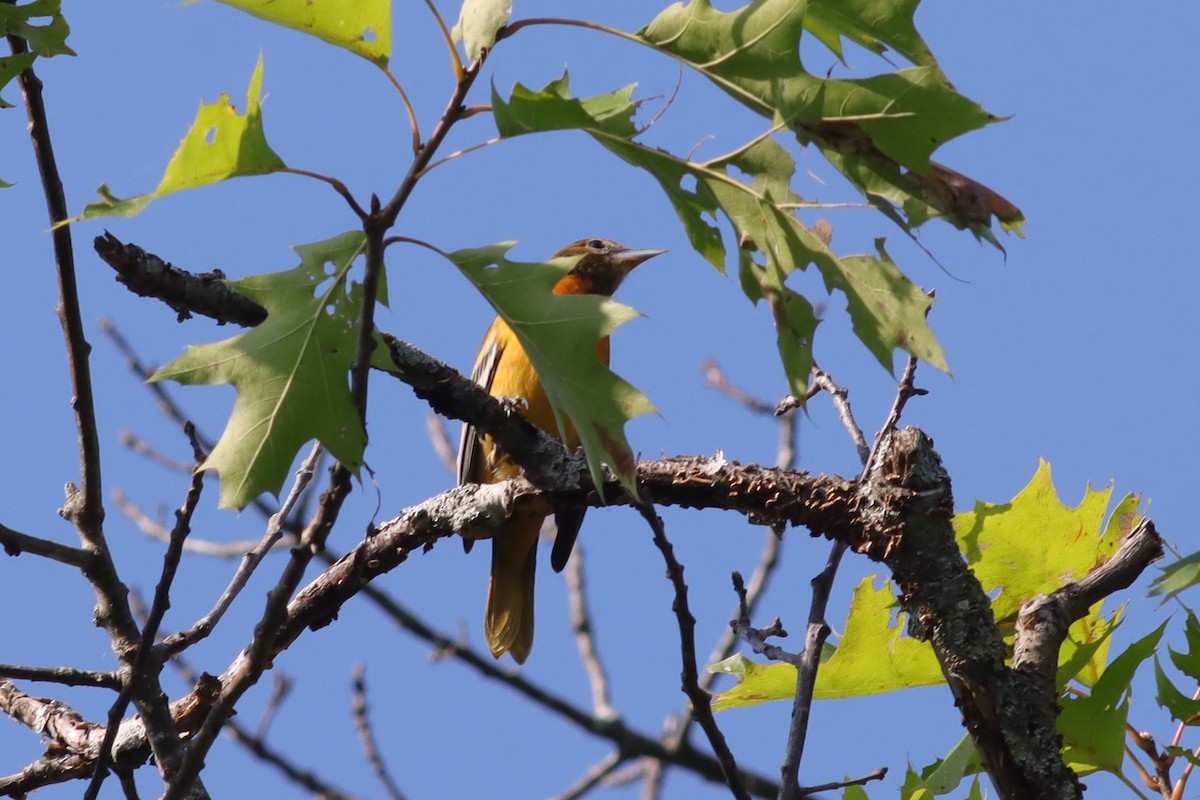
[{"xmin": 456, "ymin": 323, "xmax": 504, "ymax": 486}]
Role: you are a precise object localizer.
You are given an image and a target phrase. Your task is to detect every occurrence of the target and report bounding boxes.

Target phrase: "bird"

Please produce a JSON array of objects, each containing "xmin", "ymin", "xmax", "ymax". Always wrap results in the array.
[{"xmin": 456, "ymin": 238, "xmax": 665, "ymax": 663}]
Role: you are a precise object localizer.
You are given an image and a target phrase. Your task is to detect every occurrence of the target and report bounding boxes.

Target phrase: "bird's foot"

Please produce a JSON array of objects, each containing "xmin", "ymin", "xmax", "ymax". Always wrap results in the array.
[{"xmin": 495, "ymin": 395, "xmax": 529, "ymax": 417}]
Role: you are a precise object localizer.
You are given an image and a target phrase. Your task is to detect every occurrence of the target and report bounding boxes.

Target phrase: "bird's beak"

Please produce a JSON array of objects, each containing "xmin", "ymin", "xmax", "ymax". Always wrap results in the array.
[{"xmin": 612, "ymin": 248, "xmax": 667, "ymax": 270}]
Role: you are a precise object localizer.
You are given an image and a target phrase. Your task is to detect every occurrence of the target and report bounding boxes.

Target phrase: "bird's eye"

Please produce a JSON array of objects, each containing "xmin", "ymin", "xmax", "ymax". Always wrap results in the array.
[{"xmin": 586, "ymin": 238, "xmax": 606, "ymax": 251}]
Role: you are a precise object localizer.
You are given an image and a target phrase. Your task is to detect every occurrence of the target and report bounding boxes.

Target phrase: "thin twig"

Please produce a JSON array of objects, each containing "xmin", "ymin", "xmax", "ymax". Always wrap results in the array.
[
  {"xmin": 700, "ymin": 359, "xmax": 774, "ymax": 415},
  {"xmin": 11, "ymin": 38, "xmax": 199, "ymax": 796},
  {"xmin": 419, "ymin": 0, "xmax": 462, "ymax": 80},
  {"xmin": 87, "ymin": 424, "xmax": 207, "ymax": 800},
  {"xmin": 774, "ymin": 357, "xmax": 923, "ymax": 796},
  {"xmin": 278, "ymin": 168, "xmax": 367, "ymax": 219},
  {"xmin": 647, "ymin": 363, "xmax": 796, "ymax": 797},
  {"xmin": 115, "ymin": 490, "xmax": 273, "ymax": 557},
  {"xmin": 226, "ymin": 723, "xmax": 363, "ymax": 800},
  {"xmin": 252, "ymin": 673, "xmax": 292, "ymax": 741},
  {"xmin": 565, "ymin": 543, "xmax": 618, "ymax": 721},
  {"xmin": 160, "ymin": 441, "xmax": 323, "ymax": 655},
  {"xmin": 120, "ymin": 430, "xmax": 193, "ymax": 473},
  {"xmin": 0, "ymin": 664, "xmax": 121, "ymax": 689},
  {"xmin": 863, "ymin": 354, "xmax": 924, "ymax": 476},
  {"xmin": 425, "ymin": 411, "xmax": 457, "ymax": 474},
  {"xmin": 808, "ymin": 365, "xmax": 869, "ymax": 464},
  {"xmin": 637, "ymin": 504, "xmax": 749, "ymax": 800},
  {"xmin": 0, "ymin": 521, "xmax": 92, "ymax": 568},
  {"xmin": 351, "ymin": 663, "xmax": 407, "ymax": 800},
  {"xmin": 497, "ymin": 17, "xmax": 646, "ymax": 50},
  {"xmin": 552, "ymin": 751, "xmax": 626, "ymax": 800},
  {"xmin": 316, "ymin": 554, "xmax": 780, "ymax": 798},
  {"xmin": 798, "ymin": 768, "xmax": 888, "ymax": 794},
  {"xmin": 415, "ymin": 135, "xmax": 502, "ymax": 178},
  {"xmin": 99, "ymin": 317, "xmax": 213, "ymax": 450}
]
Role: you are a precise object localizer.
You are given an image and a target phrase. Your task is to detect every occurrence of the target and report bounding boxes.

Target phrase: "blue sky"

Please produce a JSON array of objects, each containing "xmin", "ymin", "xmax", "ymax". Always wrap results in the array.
[{"xmin": 2, "ymin": 2, "xmax": 1198, "ymax": 798}]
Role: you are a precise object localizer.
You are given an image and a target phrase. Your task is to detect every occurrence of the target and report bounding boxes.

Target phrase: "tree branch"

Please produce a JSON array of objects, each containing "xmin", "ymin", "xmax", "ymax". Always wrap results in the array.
[
  {"xmin": 93, "ymin": 233, "xmax": 268, "ymax": 326},
  {"xmin": 638, "ymin": 504, "xmax": 749, "ymax": 800},
  {"xmin": 10, "ymin": 42, "xmax": 201, "ymax": 798}
]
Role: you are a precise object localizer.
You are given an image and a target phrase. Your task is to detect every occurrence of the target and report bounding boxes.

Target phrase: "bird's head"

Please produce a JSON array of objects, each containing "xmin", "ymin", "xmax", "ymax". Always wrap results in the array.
[{"xmin": 553, "ymin": 238, "xmax": 666, "ymax": 297}]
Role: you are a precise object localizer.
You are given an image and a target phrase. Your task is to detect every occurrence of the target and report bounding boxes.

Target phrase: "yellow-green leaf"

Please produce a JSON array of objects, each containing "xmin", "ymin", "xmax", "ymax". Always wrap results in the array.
[
  {"xmin": 215, "ymin": 0, "xmax": 390, "ymax": 67},
  {"xmin": 954, "ymin": 460, "xmax": 1123, "ymax": 623},
  {"xmin": 709, "ymin": 577, "xmax": 943, "ymax": 710},
  {"xmin": 151, "ymin": 232, "xmax": 369, "ymax": 509},
  {"xmin": 448, "ymin": 243, "xmax": 654, "ymax": 495},
  {"xmin": 76, "ymin": 54, "xmax": 285, "ymax": 220},
  {"xmin": 451, "ymin": 0, "xmax": 511, "ymax": 61}
]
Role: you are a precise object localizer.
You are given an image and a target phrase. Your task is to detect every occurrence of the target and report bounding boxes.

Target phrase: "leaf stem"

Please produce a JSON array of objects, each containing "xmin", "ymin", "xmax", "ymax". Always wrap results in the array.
[
  {"xmin": 380, "ymin": 67, "xmax": 423, "ymax": 155},
  {"xmin": 280, "ymin": 168, "xmax": 369, "ymax": 219},
  {"xmin": 418, "ymin": 0, "xmax": 463, "ymax": 81},
  {"xmin": 380, "ymin": 61, "xmax": 483, "ymax": 225}
]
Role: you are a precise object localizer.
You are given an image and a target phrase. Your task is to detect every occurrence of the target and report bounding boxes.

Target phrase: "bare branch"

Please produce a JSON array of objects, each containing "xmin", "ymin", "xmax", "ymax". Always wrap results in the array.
[
  {"xmin": 0, "ymin": 521, "xmax": 92, "ymax": 568},
  {"xmin": 1013, "ymin": 518, "xmax": 1164, "ymax": 681},
  {"xmin": 10, "ymin": 40, "xmax": 199, "ymax": 797},
  {"xmin": 863, "ymin": 354, "xmax": 925, "ymax": 476},
  {"xmin": 120, "ymin": 430, "xmax": 193, "ymax": 473},
  {"xmin": 313, "ymin": 555, "xmax": 781, "ymax": 798},
  {"xmin": 809, "ymin": 366, "xmax": 869, "ymax": 464},
  {"xmin": 161, "ymin": 442, "xmax": 323, "ymax": 655},
  {"xmin": 253, "ymin": 673, "xmax": 292, "ymax": 741},
  {"xmin": 701, "ymin": 359, "xmax": 774, "ymax": 415},
  {"xmin": 93, "ymin": 233, "xmax": 267, "ymax": 326},
  {"xmin": 552, "ymin": 751, "xmax": 625, "ymax": 800},
  {"xmin": 351, "ymin": 663, "xmax": 407, "ymax": 800},
  {"xmin": 87, "ymin": 424, "xmax": 207, "ymax": 799},
  {"xmin": 425, "ymin": 411, "xmax": 458, "ymax": 474},
  {"xmin": 99, "ymin": 317, "xmax": 212, "ymax": 449},
  {"xmin": 565, "ymin": 544, "xmax": 618, "ymax": 721},
  {"xmin": 113, "ymin": 490, "xmax": 273, "ymax": 557},
  {"xmin": 638, "ymin": 504, "xmax": 748, "ymax": 800},
  {"xmin": 0, "ymin": 665, "xmax": 121, "ymax": 690}
]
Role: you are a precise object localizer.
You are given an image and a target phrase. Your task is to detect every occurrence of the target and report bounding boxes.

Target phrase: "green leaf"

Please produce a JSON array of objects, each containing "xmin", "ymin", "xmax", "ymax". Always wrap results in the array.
[
  {"xmin": 1059, "ymin": 623, "xmax": 1165, "ymax": 773},
  {"xmin": 0, "ymin": 52, "xmax": 36, "ymax": 109},
  {"xmin": 706, "ymin": 653, "xmax": 799, "ymax": 712},
  {"xmin": 834, "ymin": 240, "xmax": 944, "ymax": 372},
  {"xmin": 1058, "ymin": 607, "xmax": 1121, "ymax": 689},
  {"xmin": 0, "ymin": 1, "xmax": 74, "ymax": 59},
  {"xmin": 708, "ymin": 577, "xmax": 943, "ymax": 710},
  {"xmin": 954, "ymin": 460, "xmax": 1123, "ymax": 624},
  {"xmin": 76, "ymin": 54, "xmax": 285, "ymax": 220},
  {"xmin": 151, "ymin": 232, "xmax": 369, "ymax": 509},
  {"xmin": 446, "ymin": 243, "xmax": 654, "ymax": 495},
  {"xmin": 1155, "ymin": 658, "xmax": 1200, "ymax": 725},
  {"xmin": 804, "ymin": 0, "xmax": 933, "ymax": 68},
  {"xmin": 638, "ymin": 0, "xmax": 1022, "ymax": 241},
  {"xmin": 1169, "ymin": 611, "xmax": 1200, "ymax": 682},
  {"xmin": 1150, "ymin": 550, "xmax": 1200, "ymax": 601},
  {"xmin": 492, "ymin": 72, "xmax": 950, "ymax": 396},
  {"xmin": 1164, "ymin": 745, "xmax": 1200, "ymax": 768},
  {"xmin": 451, "ymin": 0, "xmax": 512, "ymax": 61},
  {"xmin": 214, "ymin": 0, "xmax": 390, "ymax": 67},
  {"xmin": 901, "ymin": 734, "xmax": 982, "ymax": 800},
  {"xmin": 816, "ymin": 576, "xmax": 944, "ymax": 696}
]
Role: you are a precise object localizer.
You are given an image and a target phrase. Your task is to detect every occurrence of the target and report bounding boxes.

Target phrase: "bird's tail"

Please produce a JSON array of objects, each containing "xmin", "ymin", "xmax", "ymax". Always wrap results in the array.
[{"xmin": 486, "ymin": 515, "xmax": 541, "ymax": 663}]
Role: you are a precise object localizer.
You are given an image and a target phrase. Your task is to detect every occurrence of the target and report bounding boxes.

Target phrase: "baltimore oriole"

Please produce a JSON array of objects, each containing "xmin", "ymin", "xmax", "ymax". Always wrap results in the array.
[{"xmin": 456, "ymin": 238, "xmax": 665, "ymax": 663}]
